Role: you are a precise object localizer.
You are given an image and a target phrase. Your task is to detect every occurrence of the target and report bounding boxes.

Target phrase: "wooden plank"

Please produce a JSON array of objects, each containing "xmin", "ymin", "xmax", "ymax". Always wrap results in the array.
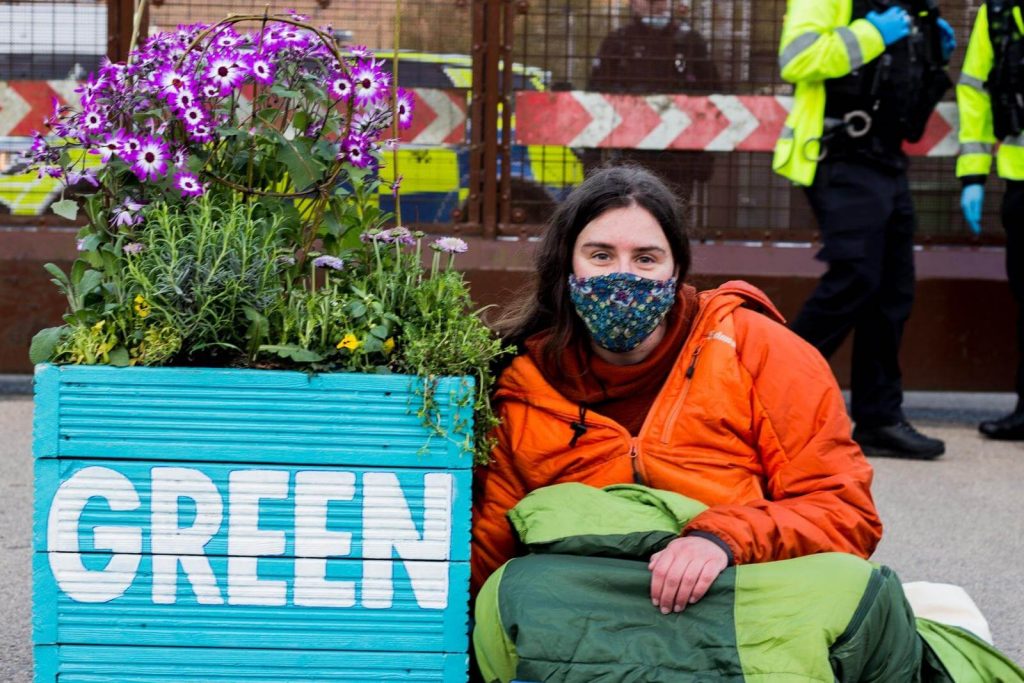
[
  {"xmin": 36, "ymin": 644, "xmax": 467, "ymax": 682},
  {"xmin": 35, "ymin": 460, "xmax": 471, "ymax": 561},
  {"xmin": 38, "ymin": 365, "xmax": 475, "ymax": 468},
  {"xmin": 34, "ymin": 552, "xmax": 469, "ymax": 652}
]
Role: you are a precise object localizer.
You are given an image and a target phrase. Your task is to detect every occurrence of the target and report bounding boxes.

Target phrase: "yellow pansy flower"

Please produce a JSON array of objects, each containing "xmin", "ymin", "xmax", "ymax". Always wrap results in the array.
[
  {"xmin": 383, "ymin": 337, "xmax": 395, "ymax": 354},
  {"xmin": 133, "ymin": 295, "xmax": 151, "ymax": 318},
  {"xmin": 336, "ymin": 333, "xmax": 361, "ymax": 351}
]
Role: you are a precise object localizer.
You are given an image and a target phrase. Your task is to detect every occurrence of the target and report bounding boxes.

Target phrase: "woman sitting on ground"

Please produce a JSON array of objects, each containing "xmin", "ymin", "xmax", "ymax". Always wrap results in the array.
[{"xmin": 472, "ymin": 165, "xmax": 882, "ymax": 607}]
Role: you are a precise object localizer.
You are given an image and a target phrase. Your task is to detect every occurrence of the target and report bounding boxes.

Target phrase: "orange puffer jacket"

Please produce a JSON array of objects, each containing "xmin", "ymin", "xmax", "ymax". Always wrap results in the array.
[{"xmin": 472, "ymin": 281, "xmax": 882, "ymax": 594}]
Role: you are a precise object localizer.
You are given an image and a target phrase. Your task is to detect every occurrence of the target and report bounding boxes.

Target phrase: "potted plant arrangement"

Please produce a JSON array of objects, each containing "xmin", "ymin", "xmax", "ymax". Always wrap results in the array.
[{"xmin": 27, "ymin": 11, "xmax": 505, "ymax": 682}]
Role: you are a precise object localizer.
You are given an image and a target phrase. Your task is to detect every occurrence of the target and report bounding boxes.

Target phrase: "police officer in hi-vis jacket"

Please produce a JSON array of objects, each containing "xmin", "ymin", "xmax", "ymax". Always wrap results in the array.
[
  {"xmin": 774, "ymin": 0, "xmax": 955, "ymax": 459},
  {"xmin": 958, "ymin": 1, "xmax": 1024, "ymax": 440}
]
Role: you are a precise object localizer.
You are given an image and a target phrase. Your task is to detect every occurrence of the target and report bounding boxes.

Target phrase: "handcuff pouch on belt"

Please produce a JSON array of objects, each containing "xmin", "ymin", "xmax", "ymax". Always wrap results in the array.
[{"xmin": 808, "ymin": 0, "xmax": 952, "ymax": 162}]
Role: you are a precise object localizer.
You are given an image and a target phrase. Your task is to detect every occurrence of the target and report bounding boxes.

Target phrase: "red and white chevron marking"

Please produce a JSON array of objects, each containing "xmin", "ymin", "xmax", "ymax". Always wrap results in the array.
[
  {"xmin": 0, "ymin": 81, "xmax": 468, "ymax": 147},
  {"xmin": 515, "ymin": 91, "xmax": 959, "ymax": 157},
  {"xmin": 0, "ymin": 81, "xmax": 960, "ymax": 156}
]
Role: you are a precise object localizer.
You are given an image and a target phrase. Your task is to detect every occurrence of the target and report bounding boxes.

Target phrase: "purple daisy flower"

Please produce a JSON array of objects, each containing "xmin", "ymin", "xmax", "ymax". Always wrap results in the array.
[
  {"xmin": 351, "ymin": 59, "xmax": 388, "ymax": 106},
  {"xmin": 75, "ymin": 73, "xmax": 109, "ymax": 104},
  {"xmin": 174, "ymin": 171, "xmax": 204, "ymax": 197},
  {"xmin": 328, "ymin": 74, "xmax": 352, "ymax": 102},
  {"xmin": 112, "ymin": 198, "xmax": 144, "ymax": 228},
  {"xmin": 247, "ymin": 55, "xmax": 275, "ymax": 85},
  {"xmin": 431, "ymin": 237, "xmax": 469, "ymax": 254},
  {"xmin": 188, "ymin": 123, "xmax": 214, "ymax": 143},
  {"xmin": 312, "ymin": 255, "xmax": 344, "ymax": 270},
  {"xmin": 89, "ymin": 129, "xmax": 124, "ymax": 163},
  {"xmin": 131, "ymin": 136, "xmax": 170, "ymax": 181},
  {"xmin": 66, "ymin": 168, "xmax": 100, "ymax": 188},
  {"xmin": 155, "ymin": 68, "xmax": 193, "ymax": 95},
  {"xmin": 201, "ymin": 83, "xmax": 221, "ymax": 99},
  {"xmin": 120, "ymin": 135, "xmax": 143, "ymax": 160},
  {"xmin": 349, "ymin": 45, "xmax": 372, "ymax": 59},
  {"xmin": 395, "ymin": 88, "xmax": 415, "ymax": 130},
  {"xmin": 205, "ymin": 52, "xmax": 248, "ymax": 95},
  {"xmin": 180, "ymin": 106, "xmax": 208, "ymax": 131},
  {"xmin": 340, "ymin": 133, "xmax": 372, "ymax": 168},
  {"xmin": 80, "ymin": 107, "xmax": 106, "ymax": 134},
  {"xmin": 214, "ymin": 29, "xmax": 242, "ymax": 49},
  {"xmin": 166, "ymin": 88, "xmax": 197, "ymax": 113},
  {"xmin": 172, "ymin": 147, "xmax": 188, "ymax": 168}
]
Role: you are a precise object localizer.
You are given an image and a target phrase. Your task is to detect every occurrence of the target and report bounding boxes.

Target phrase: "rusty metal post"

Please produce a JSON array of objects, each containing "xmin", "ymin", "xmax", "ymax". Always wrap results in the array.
[
  {"xmin": 498, "ymin": 0, "xmax": 514, "ymax": 228},
  {"xmin": 107, "ymin": 0, "xmax": 148, "ymax": 63},
  {"xmin": 468, "ymin": 0, "xmax": 502, "ymax": 238}
]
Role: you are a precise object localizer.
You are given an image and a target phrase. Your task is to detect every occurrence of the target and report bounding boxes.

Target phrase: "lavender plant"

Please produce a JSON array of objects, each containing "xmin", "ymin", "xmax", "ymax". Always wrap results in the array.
[{"xmin": 25, "ymin": 12, "xmax": 509, "ymax": 462}]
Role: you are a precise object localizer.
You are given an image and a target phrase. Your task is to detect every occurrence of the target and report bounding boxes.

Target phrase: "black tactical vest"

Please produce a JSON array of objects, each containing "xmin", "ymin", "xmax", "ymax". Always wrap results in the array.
[
  {"xmin": 987, "ymin": 0, "xmax": 1024, "ymax": 139},
  {"xmin": 824, "ymin": 0, "xmax": 951, "ymax": 154}
]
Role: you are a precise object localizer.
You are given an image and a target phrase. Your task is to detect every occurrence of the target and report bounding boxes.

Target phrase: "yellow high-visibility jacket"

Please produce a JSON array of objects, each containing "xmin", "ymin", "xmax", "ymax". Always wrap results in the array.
[
  {"xmin": 773, "ymin": 0, "xmax": 886, "ymax": 186},
  {"xmin": 957, "ymin": 3, "xmax": 1024, "ymax": 181}
]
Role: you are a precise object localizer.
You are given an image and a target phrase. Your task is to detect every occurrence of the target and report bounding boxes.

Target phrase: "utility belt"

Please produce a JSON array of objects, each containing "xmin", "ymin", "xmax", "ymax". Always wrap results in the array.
[
  {"xmin": 812, "ymin": 0, "xmax": 951, "ymax": 161},
  {"xmin": 989, "ymin": 0, "xmax": 1024, "ymax": 139}
]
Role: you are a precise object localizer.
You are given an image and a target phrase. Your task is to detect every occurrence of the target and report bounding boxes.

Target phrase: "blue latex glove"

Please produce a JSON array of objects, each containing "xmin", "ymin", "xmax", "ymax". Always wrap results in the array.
[
  {"xmin": 866, "ymin": 7, "xmax": 912, "ymax": 46},
  {"xmin": 961, "ymin": 184, "xmax": 984, "ymax": 235},
  {"xmin": 937, "ymin": 17, "xmax": 956, "ymax": 61}
]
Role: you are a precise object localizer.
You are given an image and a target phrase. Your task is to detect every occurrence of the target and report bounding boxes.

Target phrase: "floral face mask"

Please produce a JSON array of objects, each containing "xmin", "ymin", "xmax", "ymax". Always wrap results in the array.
[{"xmin": 568, "ymin": 272, "xmax": 677, "ymax": 353}]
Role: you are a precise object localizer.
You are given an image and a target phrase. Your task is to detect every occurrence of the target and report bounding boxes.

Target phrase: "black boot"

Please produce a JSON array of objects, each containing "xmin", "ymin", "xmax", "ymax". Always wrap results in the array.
[
  {"xmin": 852, "ymin": 420, "xmax": 945, "ymax": 460},
  {"xmin": 979, "ymin": 410, "xmax": 1024, "ymax": 440}
]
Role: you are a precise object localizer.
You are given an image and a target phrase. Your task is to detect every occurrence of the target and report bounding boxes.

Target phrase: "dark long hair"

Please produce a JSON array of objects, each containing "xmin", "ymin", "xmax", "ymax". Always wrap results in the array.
[{"xmin": 494, "ymin": 165, "xmax": 691, "ymax": 368}]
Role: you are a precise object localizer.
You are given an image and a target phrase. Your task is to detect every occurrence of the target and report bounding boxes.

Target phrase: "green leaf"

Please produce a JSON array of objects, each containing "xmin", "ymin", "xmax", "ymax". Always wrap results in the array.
[
  {"xmin": 74, "ymin": 270, "xmax": 103, "ymax": 299},
  {"xmin": 29, "ymin": 326, "xmax": 66, "ymax": 364},
  {"xmin": 346, "ymin": 301, "xmax": 367, "ymax": 318},
  {"xmin": 108, "ymin": 346, "xmax": 131, "ymax": 367},
  {"xmin": 292, "ymin": 111, "xmax": 310, "ymax": 135},
  {"xmin": 270, "ymin": 84, "xmax": 302, "ymax": 99},
  {"xmin": 370, "ymin": 324, "xmax": 390, "ymax": 340},
  {"xmin": 78, "ymin": 234, "xmax": 101, "ymax": 252},
  {"xmin": 275, "ymin": 136, "xmax": 321, "ymax": 192},
  {"xmin": 256, "ymin": 108, "xmax": 281, "ymax": 126},
  {"xmin": 52, "ymin": 199, "xmax": 79, "ymax": 221},
  {"xmin": 43, "ymin": 262, "xmax": 70, "ymax": 287},
  {"xmin": 243, "ymin": 306, "xmax": 270, "ymax": 357},
  {"xmin": 259, "ymin": 344, "xmax": 325, "ymax": 363}
]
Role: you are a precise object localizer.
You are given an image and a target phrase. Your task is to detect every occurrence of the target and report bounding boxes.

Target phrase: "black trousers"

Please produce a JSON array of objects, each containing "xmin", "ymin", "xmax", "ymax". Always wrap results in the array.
[
  {"xmin": 1002, "ymin": 181, "xmax": 1024, "ymax": 402},
  {"xmin": 791, "ymin": 159, "xmax": 916, "ymax": 427}
]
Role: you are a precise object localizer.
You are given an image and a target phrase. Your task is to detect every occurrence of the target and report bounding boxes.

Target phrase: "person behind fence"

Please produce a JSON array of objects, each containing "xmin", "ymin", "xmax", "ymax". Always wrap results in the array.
[
  {"xmin": 584, "ymin": 0, "xmax": 719, "ymax": 201},
  {"xmin": 470, "ymin": 166, "xmax": 887, "ymax": 679},
  {"xmin": 958, "ymin": 1, "xmax": 1024, "ymax": 441},
  {"xmin": 774, "ymin": 0, "xmax": 956, "ymax": 460}
]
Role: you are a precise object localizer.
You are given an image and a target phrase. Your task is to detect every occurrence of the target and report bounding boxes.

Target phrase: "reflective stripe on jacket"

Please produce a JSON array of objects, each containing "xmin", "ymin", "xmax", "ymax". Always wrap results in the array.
[
  {"xmin": 470, "ymin": 281, "xmax": 883, "ymax": 594},
  {"xmin": 957, "ymin": 3, "xmax": 1024, "ymax": 180},
  {"xmin": 773, "ymin": 0, "xmax": 886, "ymax": 186}
]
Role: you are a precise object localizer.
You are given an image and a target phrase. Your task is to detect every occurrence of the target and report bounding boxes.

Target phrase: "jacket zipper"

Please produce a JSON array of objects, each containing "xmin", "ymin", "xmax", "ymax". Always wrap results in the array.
[
  {"xmin": 630, "ymin": 437, "xmax": 644, "ymax": 484},
  {"xmin": 660, "ymin": 344, "xmax": 703, "ymax": 444}
]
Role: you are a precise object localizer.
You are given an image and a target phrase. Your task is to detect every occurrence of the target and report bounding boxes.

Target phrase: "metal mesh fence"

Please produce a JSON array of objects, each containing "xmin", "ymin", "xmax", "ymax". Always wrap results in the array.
[
  {"xmin": 0, "ymin": 0, "xmax": 1007, "ymax": 242},
  {"xmin": 508, "ymin": 0, "xmax": 995, "ymax": 242},
  {"xmin": 1, "ymin": 0, "xmax": 107, "ymax": 80}
]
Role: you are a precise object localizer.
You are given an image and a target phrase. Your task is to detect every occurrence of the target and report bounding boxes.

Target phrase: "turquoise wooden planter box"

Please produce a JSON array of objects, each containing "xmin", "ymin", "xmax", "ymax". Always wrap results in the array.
[{"xmin": 32, "ymin": 363, "xmax": 474, "ymax": 682}]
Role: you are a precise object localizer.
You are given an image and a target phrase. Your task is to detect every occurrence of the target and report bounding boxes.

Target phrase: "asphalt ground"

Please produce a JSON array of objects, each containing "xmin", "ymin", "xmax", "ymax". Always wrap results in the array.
[{"xmin": 1, "ymin": 390, "xmax": 1022, "ymax": 680}]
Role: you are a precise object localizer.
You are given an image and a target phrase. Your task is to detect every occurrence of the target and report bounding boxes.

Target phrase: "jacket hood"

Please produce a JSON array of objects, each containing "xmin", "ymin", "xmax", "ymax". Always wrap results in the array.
[{"xmin": 496, "ymin": 280, "xmax": 784, "ymax": 411}]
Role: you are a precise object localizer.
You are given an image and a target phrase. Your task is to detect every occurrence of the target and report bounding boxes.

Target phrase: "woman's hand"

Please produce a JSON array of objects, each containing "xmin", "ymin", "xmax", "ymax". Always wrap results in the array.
[{"xmin": 648, "ymin": 536, "xmax": 728, "ymax": 614}]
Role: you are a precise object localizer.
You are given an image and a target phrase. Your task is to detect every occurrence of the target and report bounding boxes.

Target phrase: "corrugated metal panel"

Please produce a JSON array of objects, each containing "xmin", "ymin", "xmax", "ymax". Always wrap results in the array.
[{"xmin": 34, "ymin": 364, "xmax": 473, "ymax": 682}]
